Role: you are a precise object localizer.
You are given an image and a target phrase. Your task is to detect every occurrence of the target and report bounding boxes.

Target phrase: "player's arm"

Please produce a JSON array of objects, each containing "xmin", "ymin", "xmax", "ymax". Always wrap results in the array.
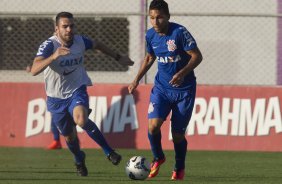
[
  {"xmin": 128, "ymin": 53, "xmax": 156, "ymax": 94},
  {"xmin": 169, "ymin": 47, "xmax": 202, "ymax": 87},
  {"xmin": 31, "ymin": 46, "xmax": 70, "ymax": 76},
  {"xmin": 93, "ymin": 40, "xmax": 134, "ymax": 66},
  {"xmin": 31, "ymin": 56, "xmax": 54, "ymax": 76},
  {"xmin": 25, "ymin": 61, "xmax": 33, "ymax": 73}
]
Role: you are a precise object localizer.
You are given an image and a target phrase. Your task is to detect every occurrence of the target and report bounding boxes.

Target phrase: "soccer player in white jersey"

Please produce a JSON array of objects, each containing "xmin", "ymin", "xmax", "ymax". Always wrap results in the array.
[
  {"xmin": 31, "ymin": 12, "xmax": 134, "ymax": 176},
  {"xmin": 128, "ymin": 0, "xmax": 202, "ymax": 180}
]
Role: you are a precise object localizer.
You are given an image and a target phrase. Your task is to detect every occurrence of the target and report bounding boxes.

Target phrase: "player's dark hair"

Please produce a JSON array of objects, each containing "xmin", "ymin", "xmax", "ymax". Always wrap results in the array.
[
  {"xmin": 149, "ymin": 0, "xmax": 170, "ymax": 17},
  {"xmin": 55, "ymin": 12, "xmax": 73, "ymax": 25}
]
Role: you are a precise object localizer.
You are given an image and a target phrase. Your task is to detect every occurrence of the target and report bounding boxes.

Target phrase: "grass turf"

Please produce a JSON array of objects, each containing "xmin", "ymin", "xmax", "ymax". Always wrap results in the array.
[{"xmin": 0, "ymin": 147, "xmax": 282, "ymax": 184}]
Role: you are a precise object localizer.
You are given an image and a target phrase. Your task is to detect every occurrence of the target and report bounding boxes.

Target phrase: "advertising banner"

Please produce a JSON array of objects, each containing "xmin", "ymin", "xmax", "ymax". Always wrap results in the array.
[{"xmin": 1, "ymin": 83, "xmax": 282, "ymax": 151}]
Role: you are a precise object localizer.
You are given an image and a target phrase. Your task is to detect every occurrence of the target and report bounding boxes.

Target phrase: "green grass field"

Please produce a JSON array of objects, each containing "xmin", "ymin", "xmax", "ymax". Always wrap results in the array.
[{"xmin": 0, "ymin": 147, "xmax": 282, "ymax": 184}]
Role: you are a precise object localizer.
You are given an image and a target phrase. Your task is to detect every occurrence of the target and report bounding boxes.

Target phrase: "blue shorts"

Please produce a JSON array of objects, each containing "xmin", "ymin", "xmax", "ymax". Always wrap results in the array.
[
  {"xmin": 47, "ymin": 85, "xmax": 89, "ymax": 136},
  {"xmin": 148, "ymin": 83, "xmax": 196, "ymax": 134}
]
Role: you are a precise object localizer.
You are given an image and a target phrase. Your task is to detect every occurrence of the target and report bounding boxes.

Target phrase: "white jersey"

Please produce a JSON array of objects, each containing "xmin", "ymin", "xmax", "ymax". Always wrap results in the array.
[{"xmin": 36, "ymin": 35, "xmax": 93, "ymax": 99}]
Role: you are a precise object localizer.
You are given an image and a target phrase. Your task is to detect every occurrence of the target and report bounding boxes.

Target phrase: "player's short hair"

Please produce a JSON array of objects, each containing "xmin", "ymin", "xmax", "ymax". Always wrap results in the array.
[
  {"xmin": 149, "ymin": 0, "xmax": 170, "ymax": 17},
  {"xmin": 55, "ymin": 12, "xmax": 73, "ymax": 25}
]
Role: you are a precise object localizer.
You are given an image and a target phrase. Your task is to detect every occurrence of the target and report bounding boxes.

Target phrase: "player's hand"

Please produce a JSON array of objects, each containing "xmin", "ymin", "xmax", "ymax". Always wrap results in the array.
[
  {"xmin": 169, "ymin": 73, "xmax": 184, "ymax": 87},
  {"xmin": 128, "ymin": 81, "xmax": 139, "ymax": 94},
  {"xmin": 52, "ymin": 46, "xmax": 70, "ymax": 60},
  {"xmin": 25, "ymin": 65, "xmax": 31, "ymax": 73},
  {"xmin": 117, "ymin": 55, "xmax": 134, "ymax": 66}
]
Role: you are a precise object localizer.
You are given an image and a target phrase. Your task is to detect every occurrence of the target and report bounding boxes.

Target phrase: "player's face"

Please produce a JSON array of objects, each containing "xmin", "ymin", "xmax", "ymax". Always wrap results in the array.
[
  {"xmin": 149, "ymin": 9, "xmax": 169, "ymax": 34},
  {"xmin": 56, "ymin": 17, "xmax": 75, "ymax": 45}
]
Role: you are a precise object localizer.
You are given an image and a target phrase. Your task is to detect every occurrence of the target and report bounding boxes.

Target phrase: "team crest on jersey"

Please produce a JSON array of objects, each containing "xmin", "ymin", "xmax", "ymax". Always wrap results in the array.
[
  {"xmin": 148, "ymin": 102, "xmax": 155, "ymax": 114},
  {"xmin": 166, "ymin": 40, "xmax": 177, "ymax": 52}
]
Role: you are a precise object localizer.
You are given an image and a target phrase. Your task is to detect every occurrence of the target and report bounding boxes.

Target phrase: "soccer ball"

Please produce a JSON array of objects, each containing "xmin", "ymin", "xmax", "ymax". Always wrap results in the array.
[{"xmin": 125, "ymin": 156, "xmax": 151, "ymax": 180}]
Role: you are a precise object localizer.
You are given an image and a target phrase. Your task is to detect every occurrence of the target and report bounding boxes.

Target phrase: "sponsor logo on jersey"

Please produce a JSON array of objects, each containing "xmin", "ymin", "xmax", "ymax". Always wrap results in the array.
[
  {"xmin": 63, "ymin": 68, "xmax": 77, "ymax": 76},
  {"xmin": 166, "ymin": 39, "xmax": 177, "ymax": 52},
  {"xmin": 37, "ymin": 40, "xmax": 52, "ymax": 55},
  {"xmin": 180, "ymin": 27, "xmax": 196, "ymax": 47},
  {"xmin": 157, "ymin": 55, "xmax": 181, "ymax": 63},
  {"xmin": 59, "ymin": 56, "xmax": 83, "ymax": 67}
]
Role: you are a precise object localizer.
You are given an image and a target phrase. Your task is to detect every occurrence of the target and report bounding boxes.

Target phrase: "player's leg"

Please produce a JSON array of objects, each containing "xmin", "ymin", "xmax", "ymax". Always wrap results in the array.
[
  {"xmin": 70, "ymin": 86, "xmax": 121, "ymax": 165},
  {"xmin": 47, "ymin": 119, "xmax": 62, "ymax": 149},
  {"xmin": 147, "ymin": 86, "xmax": 171, "ymax": 178},
  {"xmin": 65, "ymin": 125, "xmax": 88, "ymax": 176},
  {"xmin": 148, "ymin": 118, "xmax": 165, "ymax": 160},
  {"xmin": 171, "ymin": 131, "xmax": 186, "ymax": 180},
  {"xmin": 52, "ymin": 120, "xmax": 60, "ymax": 142},
  {"xmin": 170, "ymin": 85, "xmax": 196, "ymax": 180},
  {"xmin": 47, "ymin": 95, "xmax": 87, "ymax": 176},
  {"xmin": 52, "ymin": 112, "xmax": 87, "ymax": 176},
  {"xmin": 147, "ymin": 118, "xmax": 166, "ymax": 178}
]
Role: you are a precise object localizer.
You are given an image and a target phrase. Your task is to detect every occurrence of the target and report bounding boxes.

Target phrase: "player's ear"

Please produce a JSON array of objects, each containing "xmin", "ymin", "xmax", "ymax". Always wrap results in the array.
[{"xmin": 55, "ymin": 24, "xmax": 59, "ymax": 33}]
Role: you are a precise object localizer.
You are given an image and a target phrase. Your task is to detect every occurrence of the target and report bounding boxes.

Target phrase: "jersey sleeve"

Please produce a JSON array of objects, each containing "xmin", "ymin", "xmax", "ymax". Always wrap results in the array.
[
  {"xmin": 82, "ymin": 35, "xmax": 93, "ymax": 50},
  {"xmin": 178, "ymin": 27, "xmax": 197, "ymax": 51},
  {"xmin": 36, "ymin": 39, "xmax": 54, "ymax": 58},
  {"xmin": 145, "ymin": 33, "xmax": 154, "ymax": 55}
]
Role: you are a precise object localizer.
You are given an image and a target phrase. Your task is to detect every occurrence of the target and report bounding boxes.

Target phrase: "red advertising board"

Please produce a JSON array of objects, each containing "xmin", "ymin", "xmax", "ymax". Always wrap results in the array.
[{"xmin": 1, "ymin": 83, "xmax": 282, "ymax": 152}]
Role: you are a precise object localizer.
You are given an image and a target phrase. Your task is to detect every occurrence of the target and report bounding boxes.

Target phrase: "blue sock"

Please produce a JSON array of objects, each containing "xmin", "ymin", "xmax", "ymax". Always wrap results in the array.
[
  {"xmin": 66, "ymin": 137, "xmax": 84, "ymax": 164},
  {"xmin": 51, "ymin": 122, "xmax": 60, "ymax": 141},
  {"xmin": 82, "ymin": 119, "xmax": 113, "ymax": 155},
  {"xmin": 148, "ymin": 131, "xmax": 164, "ymax": 160},
  {"xmin": 173, "ymin": 138, "xmax": 187, "ymax": 170}
]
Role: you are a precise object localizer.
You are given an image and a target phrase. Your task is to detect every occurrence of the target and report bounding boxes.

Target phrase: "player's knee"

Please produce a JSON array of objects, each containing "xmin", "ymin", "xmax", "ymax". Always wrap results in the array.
[
  {"xmin": 172, "ymin": 132, "xmax": 185, "ymax": 143},
  {"xmin": 73, "ymin": 106, "xmax": 88, "ymax": 127},
  {"xmin": 148, "ymin": 118, "xmax": 164, "ymax": 134},
  {"xmin": 73, "ymin": 114, "xmax": 87, "ymax": 127},
  {"xmin": 148, "ymin": 122, "xmax": 161, "ymax": 135},
  {"xmin": 75, "ymin": 119, "xmax": 86, "ymax": 127}
]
